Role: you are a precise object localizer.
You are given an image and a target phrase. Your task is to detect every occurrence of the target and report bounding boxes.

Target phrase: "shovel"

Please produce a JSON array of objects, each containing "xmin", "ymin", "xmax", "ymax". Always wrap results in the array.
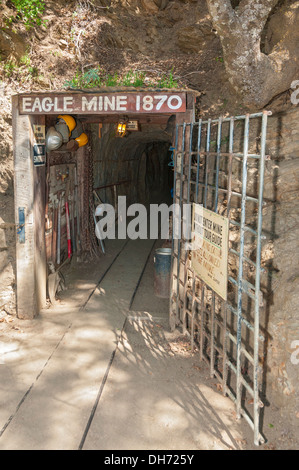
[
  {"xmin": 48, "ymin": 262, "xmax": 61, "ymax": 305},
  {"xmin": 47, "ymin": 260, "xmax": 67, "ymax": 305}
]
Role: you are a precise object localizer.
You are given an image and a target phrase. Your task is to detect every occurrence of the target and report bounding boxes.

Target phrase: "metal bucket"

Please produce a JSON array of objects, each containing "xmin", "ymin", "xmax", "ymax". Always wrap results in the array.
[{"xmin": 154, "ymin": 248, "xmax": 172, "ymax": 298}]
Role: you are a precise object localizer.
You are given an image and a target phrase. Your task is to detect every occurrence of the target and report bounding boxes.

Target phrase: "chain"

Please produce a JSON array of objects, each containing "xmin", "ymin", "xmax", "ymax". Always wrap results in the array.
[
  {"xmin": 84, "ymin": 136, "xmax": 102, "ymax": 259},
  {"xmin": 81, "ymin": 142, "xmax": 93, "ymax": 257}
]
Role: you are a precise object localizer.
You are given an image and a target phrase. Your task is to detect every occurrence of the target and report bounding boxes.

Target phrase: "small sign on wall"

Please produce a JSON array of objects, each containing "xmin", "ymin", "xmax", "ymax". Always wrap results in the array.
[
  {"xmin": 191, "ymin": 204, "xmax": 229, "ymax": 301},
  {"xmin": 33, "ymin": 124, "xmax": 46, "ymax": 166},
  {"xmin": 127, "ymin": 120, "xmax": 139, "ymax": 131},
  {"xmin": 33, "ymin": 144, "xmax": 46, "ymax": 166}
]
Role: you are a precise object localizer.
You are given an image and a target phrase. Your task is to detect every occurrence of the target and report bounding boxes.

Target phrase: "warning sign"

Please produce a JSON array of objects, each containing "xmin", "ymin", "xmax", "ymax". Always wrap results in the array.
[
  {"xmin": 33, "ymin": 124, "xmax": 46, "ymax": 166},
  {"xmin": 191, "ymin": 205, "xmax": 229, "ymax": 301}
]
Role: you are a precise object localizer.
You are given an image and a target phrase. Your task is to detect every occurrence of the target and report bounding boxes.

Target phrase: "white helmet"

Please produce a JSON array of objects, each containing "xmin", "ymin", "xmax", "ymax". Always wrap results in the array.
[
  {"xmin": 55, "ymin": 119, "xmax": 70, "ymax": 143},
  {"xmin": 46, "ymin": 126, "xmax": 63, "ymax": 151}
]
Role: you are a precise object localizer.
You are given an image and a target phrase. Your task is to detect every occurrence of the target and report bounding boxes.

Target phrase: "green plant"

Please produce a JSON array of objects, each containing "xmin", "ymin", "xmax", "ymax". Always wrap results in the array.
[
  {"xmin": 64, "ymin": 67, "xmax": 179, "ymax": 90},
  {"xmin": 133, "ymin": 71, "xmax": 145, "ymax": 87},
  {"xmin": 28, "ymin": 65, "xmax": 39, "ymax": 77},
  {"xmin": 50, "ymin": 50, "xmax": 62, "ymax": 57},
  {"xmin": 64, "ymin": 72, "xmax": 81, "ymax": 88},
  {"xmin": 157, "ymin": 69, "xmax": 178, "ymax": 88},
  {"xmin": 82, "ymin": 68, "xmax": 103, "ymax": 87},
  {"xmin": 19, "ymin": 53, "xmax": 31, "ymax": 66},
  {"xmin": 3, "ymin": 59, "xmax": 17, "ymax": 77},
  {"xmin": 121, "ymin": 70, "xmax": 134, "ymax": 86},
  {"xmin": 64, "ymin": 67, "xmax": 103, "ymax": 88},
  {"xmin": 10, "ymin": 0, "xmax": 46, "ymax": 28},
  {"xmin": 105, "ymin": 73, "xmax": 118, "ymax": 87},
  {"xmin": 120, "ymin": 70, "xmax": 146, "ymax": 87}
]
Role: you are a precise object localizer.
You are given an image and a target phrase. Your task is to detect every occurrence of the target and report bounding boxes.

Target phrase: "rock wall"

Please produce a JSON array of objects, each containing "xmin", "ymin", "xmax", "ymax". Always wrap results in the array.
[
  {"xmin": 215, "ymin": 104, "xmax": 299, "ymax": 426},
  {"xmin": 220, "ymin": 105, "xmax": 299, "ymax": 425},
  {"xmin": 263, "ymin": 106, "xmax": 299, "ymax": 425},
  {"xmin": 0, "ymin": 92, "xmax": 16, "ymax": 316}
]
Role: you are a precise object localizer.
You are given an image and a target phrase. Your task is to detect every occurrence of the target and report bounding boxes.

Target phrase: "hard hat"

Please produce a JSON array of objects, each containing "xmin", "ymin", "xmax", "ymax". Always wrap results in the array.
[
  {"xmin": 58, "ymin": 115, "xmax": 76, "ymax": 135},
  {"xmin": 46, "ymin": 126, "xmax": 63, "ymax": 151},
  {"xmin": 75, "ymin": 132, "xmax": 88, "ymax": 147},
  {"xmin": 70, "ymin": 121, "xmax": 83, "ymax": 139},
  {"xmin": 55, "ymin": 120, "xmax": 69, "ymax": 143}
]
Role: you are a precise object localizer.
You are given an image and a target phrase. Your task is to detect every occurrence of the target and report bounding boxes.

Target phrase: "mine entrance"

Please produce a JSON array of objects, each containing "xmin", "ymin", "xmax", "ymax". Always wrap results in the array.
[
  {"xmin": 11, "ymin": 91, "xmax": 272, "ymax": 447},
  {"xmin": 12, "ymin": 90, "xmax": 195, "ymax": 319}
]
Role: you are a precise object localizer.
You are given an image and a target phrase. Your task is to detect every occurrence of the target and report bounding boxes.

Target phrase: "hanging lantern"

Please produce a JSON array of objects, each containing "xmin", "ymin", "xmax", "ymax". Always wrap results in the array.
[{"xmin": 116, "ymin": 120, "xmax": 128, "ymax": 138}]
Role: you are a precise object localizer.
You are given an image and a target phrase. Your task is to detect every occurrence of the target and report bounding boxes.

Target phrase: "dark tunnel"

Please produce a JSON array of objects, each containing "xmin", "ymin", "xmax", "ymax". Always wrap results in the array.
[{"xmin": 90, "ymin": 119, "xmax": 175, "ymax": 209}]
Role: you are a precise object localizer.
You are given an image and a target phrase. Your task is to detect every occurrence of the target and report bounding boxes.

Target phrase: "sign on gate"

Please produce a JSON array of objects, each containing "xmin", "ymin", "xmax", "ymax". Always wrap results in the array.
[{"xmin": 191, "ymin": 205, "xmax": 229, "ymax": 301}]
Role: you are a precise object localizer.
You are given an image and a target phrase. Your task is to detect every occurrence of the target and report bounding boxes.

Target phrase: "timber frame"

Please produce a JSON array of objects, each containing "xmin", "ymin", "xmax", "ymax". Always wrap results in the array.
[{"xmin": 12, "ymin": 90, "xmax": 197, "ymax": 319}]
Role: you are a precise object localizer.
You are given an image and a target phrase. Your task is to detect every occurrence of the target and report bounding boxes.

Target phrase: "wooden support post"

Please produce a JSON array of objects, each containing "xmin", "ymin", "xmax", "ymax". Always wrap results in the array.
[
  {"xmin": 12, "ymin": 95, "xmax": 38, "ymax": 319},
  {"xmin": 31, "ymin": 115, "xmax": 47, "ymax": 311},
  {"xmin": 12, "ymin": 97, "xmax": 47, "ymax": 318}
]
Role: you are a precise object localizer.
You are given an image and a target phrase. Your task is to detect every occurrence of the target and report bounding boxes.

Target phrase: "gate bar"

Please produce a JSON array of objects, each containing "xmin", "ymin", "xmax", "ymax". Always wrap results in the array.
[
  {"xmin": 236, "ymin": 114, "xmax": 250, "ymax": 420},
  {"xmin": 253, "ymin": 110, "xmax": 268, "ymax": 445}
]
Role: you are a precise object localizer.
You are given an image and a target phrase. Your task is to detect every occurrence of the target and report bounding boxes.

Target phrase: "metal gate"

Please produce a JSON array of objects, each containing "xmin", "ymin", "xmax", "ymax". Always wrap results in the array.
[{"xmin": 170, "ymin": 111, "xmax": 270, "ymax": 446}]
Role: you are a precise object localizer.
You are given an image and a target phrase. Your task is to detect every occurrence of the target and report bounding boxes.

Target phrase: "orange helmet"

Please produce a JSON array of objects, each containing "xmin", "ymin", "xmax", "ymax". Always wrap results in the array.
[
  {"xmin": 75, "ymin": 132, "xmax": 88, "ymax": 147},
  {"xmin": 58, "ymin": 115, "xmax": 76, "ymax": 136}
]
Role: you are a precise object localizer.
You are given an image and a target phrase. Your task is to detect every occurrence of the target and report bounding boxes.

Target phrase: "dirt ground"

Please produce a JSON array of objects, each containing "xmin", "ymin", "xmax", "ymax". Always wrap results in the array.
[{"xmin": 1, "ymin": 239, "xmax": 298, "ymax": 450}]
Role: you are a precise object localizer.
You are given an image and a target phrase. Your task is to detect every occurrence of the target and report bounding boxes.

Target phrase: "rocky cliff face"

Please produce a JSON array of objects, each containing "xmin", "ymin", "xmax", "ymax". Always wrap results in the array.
[{"xmin": 263, "ymin": 107, "xmax": 299, "ymax": 425}]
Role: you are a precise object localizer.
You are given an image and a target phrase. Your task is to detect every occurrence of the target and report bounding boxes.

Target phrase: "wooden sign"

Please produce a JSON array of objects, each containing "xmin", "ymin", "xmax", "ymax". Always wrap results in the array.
[
  {"xmin": 32, "ymin": 124, "xmax": 46, "ymax": 166},
  {"xmin": 19, "ymin": 92, "xmax": 187, "ymax": 115},
  {"xmin": 127, "ymin": 120, "xmax": 139, "ymax": 131},
  {"xmin": 191, "ymin": 205, "xmax": 229, "ymax": 301}
]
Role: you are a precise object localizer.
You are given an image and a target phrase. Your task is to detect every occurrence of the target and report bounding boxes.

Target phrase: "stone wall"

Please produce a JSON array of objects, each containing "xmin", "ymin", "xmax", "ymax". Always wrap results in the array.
[
  {"xmin": 0, "ymin": 110, "xmax": 16, "ymax": 316},
  {"xmin": 263, "ymin": 106, "xmax": 299, "ymax": 425},
  {"xmin": 215, "ymin": 105, "xmax": 299, "ymax": 426}
]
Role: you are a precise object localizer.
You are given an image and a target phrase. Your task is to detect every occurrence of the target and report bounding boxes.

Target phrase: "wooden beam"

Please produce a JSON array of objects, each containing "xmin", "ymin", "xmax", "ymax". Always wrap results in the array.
[
  {"xmin": 12, "ymin": 95, "xmax": 38, "ymax": 319},
  {"xmin": 31, "ymin": 115, "xmax": 47, "ymax": 311},
  {"xmin": 18, "ymin": 92, "xmax": 187, "ymax": 115},
  {"xmin": 77, "ymin": 114, "xmax": 172, "ymax": 125}
]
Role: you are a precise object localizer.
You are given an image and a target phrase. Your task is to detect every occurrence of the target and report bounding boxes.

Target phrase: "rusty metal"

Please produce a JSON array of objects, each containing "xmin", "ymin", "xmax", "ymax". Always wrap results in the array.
[
  {"xmin": 94, "ymin": 180, "xmax": 131, "ymax": 191},
  {"xmin": 80, "ymin": 137, "xmax": 102, "ymax": 259}
]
